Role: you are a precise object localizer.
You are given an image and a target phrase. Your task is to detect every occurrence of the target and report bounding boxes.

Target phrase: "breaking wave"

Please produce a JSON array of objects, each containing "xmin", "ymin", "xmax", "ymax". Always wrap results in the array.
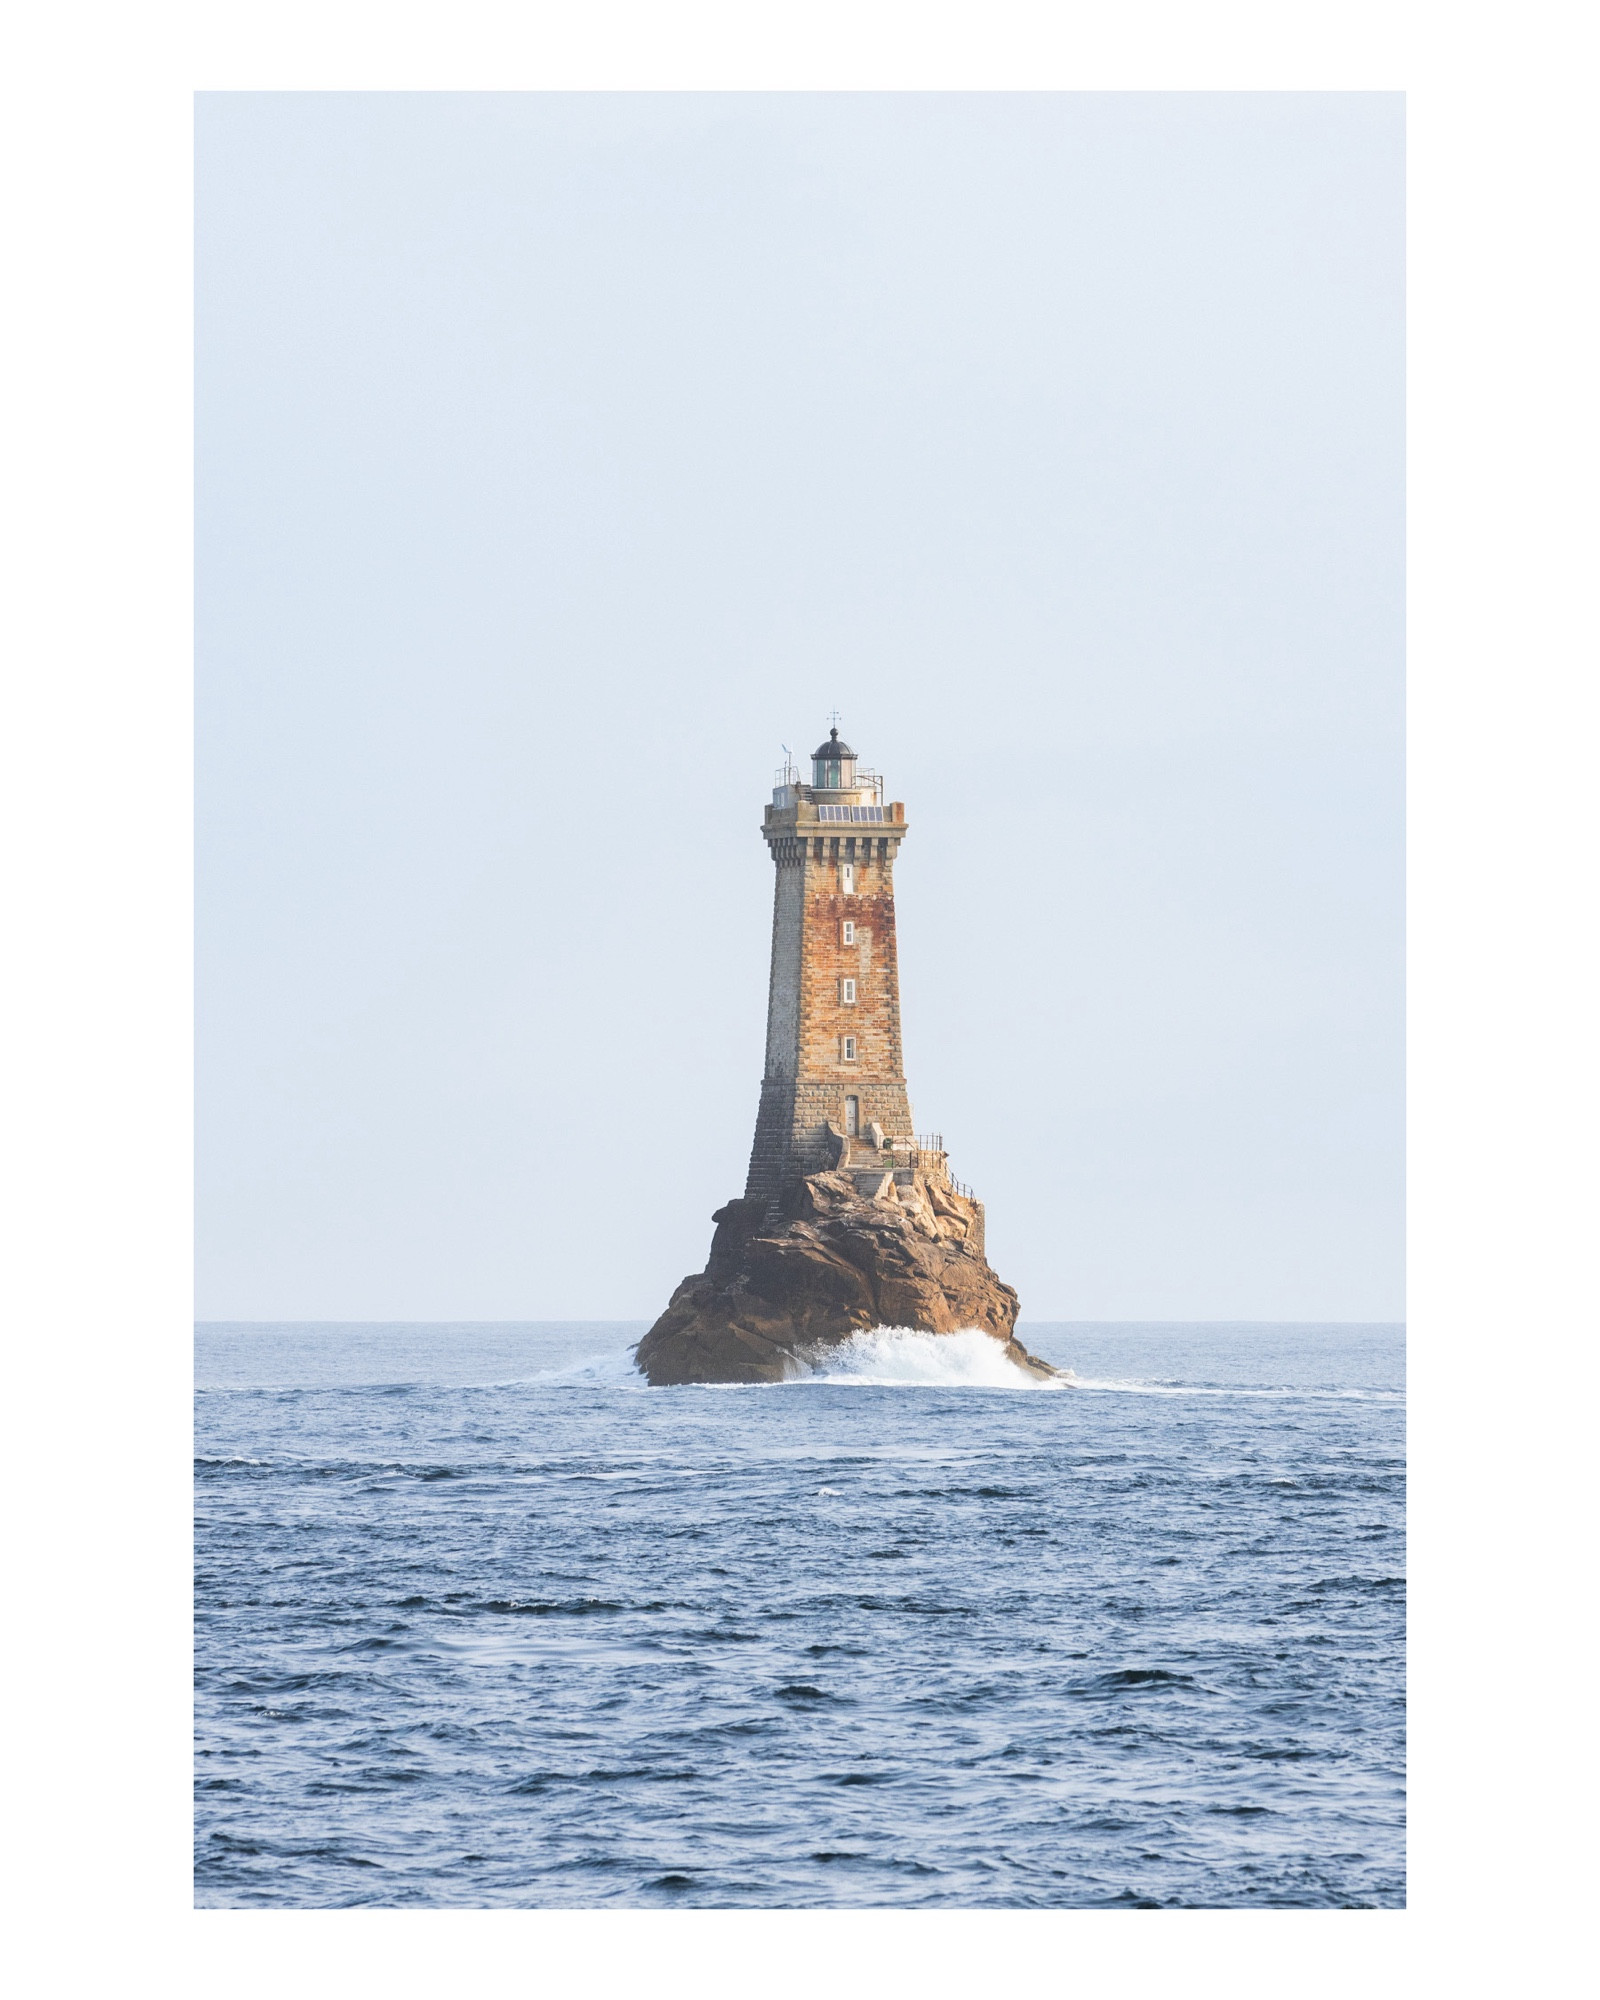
[
  {"xmin": 497, "ymin": 1349, "xmax": 644, "ymax": 1389},
  {"xmin": 784, "ymin": 1327, "xmax": 1065, "ymax": 1390}
]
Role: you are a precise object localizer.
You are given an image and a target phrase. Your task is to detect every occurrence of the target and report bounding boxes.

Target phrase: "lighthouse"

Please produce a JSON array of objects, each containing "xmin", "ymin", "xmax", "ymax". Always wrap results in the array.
[
  {"xmin": 744, "ymin": 726, "xmax": 915, "ymax": 1208},
  {"xmin": 634, "ymin": 720, "xmax": 1050, "ymax": 1385}
]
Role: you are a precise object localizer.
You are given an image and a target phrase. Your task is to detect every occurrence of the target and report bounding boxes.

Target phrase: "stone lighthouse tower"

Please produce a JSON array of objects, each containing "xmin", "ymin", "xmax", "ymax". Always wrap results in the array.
[
  {"xmin": 634, "ymin": 723, "xmax": 1057, "ymax": 1386},
  {"xmin": 744, "ymin": 725, "xmax": 914, "ymax": 1208}
]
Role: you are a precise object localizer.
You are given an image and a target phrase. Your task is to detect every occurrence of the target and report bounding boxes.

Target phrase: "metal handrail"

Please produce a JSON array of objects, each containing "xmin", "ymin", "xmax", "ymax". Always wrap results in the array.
[{"xmin": 888, "ymin": 1133, "xmax": 975, "ymax": 1201}]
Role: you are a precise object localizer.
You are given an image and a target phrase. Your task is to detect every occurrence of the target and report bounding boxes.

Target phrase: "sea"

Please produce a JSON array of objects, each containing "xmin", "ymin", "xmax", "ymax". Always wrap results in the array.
[{"xmin": 194, "ymin": 1320, "xmax": 1405, "ymax": 1909}]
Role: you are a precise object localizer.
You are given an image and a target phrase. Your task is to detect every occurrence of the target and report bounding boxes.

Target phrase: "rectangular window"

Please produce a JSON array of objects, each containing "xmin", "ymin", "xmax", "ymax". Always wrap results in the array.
[
  {"xmin": 841, "ymin": 920, "xmax": 855, "ymax": 945},
  {"xmin": 841, "ymin": 1036, "xmax": 858, "ymax": 1062},
  {"xmin": 840, "ymin": 978, "xmax": 857, "ymax": 1004},
  {"xmin": 840, "ymin": 863, "xmax": 855, "ymax": 895}
]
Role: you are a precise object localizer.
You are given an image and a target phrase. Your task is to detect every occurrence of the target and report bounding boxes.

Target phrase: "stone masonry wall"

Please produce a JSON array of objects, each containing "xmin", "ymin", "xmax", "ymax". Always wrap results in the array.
[
  {"xmin": 745, "ymin": 829, "xmax": 915, "ymax": 1206},
  {"xmin": 798, "ymin": 839, "xmax": 907, "ymax": 1089},
  {"xmin": 762, "ymin": 855, "xmax": 804, "ymax": 1079}
]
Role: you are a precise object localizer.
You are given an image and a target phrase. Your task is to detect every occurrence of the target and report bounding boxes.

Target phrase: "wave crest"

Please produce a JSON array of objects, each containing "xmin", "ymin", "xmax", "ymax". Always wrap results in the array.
[{"xmin": 785, "ymin": 1327, "xmax": 1065, "ymax": 1391}]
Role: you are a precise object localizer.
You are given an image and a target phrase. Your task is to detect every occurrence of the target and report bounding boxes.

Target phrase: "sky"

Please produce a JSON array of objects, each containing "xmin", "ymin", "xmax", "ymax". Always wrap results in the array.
[{"xmin": 196, "ymin": 91, "xmax": 1404, "ymax": 1323}]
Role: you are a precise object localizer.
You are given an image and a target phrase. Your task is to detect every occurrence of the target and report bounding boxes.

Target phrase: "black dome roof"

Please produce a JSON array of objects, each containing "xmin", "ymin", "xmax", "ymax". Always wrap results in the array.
[{"xmin": 811, "ymin": 727, "xmax": 857, "ymax": 760}]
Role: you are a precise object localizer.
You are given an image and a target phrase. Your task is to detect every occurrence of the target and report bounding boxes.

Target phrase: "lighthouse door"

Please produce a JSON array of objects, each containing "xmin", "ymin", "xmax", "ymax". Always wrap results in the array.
[{"xmin": 845, "ymin": 1096, "xmax": 860, "ymax": 1137}]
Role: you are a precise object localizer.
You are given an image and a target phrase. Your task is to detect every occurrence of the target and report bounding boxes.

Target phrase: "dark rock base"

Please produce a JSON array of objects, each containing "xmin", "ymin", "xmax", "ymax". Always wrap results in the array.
[{"xmin": 634, "ymin": 1171, "xmax": 1062, "ymax": 1386}]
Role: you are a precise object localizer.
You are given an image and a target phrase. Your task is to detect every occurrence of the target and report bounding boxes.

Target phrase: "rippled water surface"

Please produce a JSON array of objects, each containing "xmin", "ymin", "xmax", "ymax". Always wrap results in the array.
[{"xmin": 194, "ymin": 1321, "xmax": 1404, "ymax": 1908}]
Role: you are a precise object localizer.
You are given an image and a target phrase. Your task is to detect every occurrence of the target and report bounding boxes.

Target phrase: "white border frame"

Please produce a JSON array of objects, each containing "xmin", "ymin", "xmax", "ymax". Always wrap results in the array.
[{"xmin": 6, "ymin": 2, "xmax": 1596, "ymax": 1992}]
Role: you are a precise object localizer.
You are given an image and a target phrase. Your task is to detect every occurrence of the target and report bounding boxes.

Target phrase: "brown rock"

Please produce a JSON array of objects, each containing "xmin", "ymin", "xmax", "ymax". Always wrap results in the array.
[{"xmin": 634, "ymin": 1171, "xmax": 1063, "ymax": 1386}]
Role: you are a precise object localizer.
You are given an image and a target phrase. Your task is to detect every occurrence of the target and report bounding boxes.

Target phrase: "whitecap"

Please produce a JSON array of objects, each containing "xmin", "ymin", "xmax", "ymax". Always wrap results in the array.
[{"xmin": 782, "ymin": 1327, "xmax": 1067, "ymax": 1391}]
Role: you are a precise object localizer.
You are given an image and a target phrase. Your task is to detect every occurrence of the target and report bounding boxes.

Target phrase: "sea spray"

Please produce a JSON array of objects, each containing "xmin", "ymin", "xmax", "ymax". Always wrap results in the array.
[{"xmin": 783, "ymin": 1326, "xmax": 1068, "ymax": 1389}]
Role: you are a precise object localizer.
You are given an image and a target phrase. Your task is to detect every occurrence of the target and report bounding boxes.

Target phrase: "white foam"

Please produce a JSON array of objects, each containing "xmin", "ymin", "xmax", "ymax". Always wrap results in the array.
[
  {"xmin": 1067, "ymin": 1377, "xmax": 1404, "ymax": 1402},
  {"xmin": 782, "ymin": 1326, "xmax": 1066, "ymax": 1391},
  {"xmin": 489, "ymin": 1347, "xmax": 643, "ymax": 1389}
]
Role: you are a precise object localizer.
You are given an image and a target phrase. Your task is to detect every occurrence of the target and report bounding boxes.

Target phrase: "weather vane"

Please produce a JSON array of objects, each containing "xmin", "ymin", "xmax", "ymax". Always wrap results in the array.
[{"xmin": 827, "ymin": 707, "xmax": 843, "ymax": 728}]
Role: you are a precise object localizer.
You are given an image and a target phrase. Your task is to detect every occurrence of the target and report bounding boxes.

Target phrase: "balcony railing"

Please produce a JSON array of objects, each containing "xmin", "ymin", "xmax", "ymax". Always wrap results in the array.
[{"xmin": 771, "ymin": 765, "xmax": 886, "ymax": 808}]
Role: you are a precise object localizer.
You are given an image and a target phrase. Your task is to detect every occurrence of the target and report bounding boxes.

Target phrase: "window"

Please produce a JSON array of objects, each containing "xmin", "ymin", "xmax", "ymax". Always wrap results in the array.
[
  {"xmin": 841, "ymin": 1036, "xmax": 858, "ymax": 1062},
  {"xmin": 840, "ymin": 863, "xmax": 855, "ymax": 895},
  {"xmin": 841, "ymin": 920, "xmax": 855, "ymax": 945},
  {"xmin": 845, "ymin": 1096, "xmax": 860, "ymax": 1136},
  {"xmin": 840, "ymin": 978, "xmax": 857, "ymax": 1004}
]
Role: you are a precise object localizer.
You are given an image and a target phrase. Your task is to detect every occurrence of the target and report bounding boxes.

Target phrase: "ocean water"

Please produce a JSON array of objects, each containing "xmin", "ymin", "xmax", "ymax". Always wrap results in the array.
[{"xmin": 194, "ymin": 1321, "xmax": 1404, "ymax": 1908}]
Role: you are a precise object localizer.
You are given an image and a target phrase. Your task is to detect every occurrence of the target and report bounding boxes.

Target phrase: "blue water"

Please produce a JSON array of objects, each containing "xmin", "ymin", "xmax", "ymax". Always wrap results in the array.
[{"xmin": 194, "ymin": 1321, "xmax": 1404, "ymax": 1908}]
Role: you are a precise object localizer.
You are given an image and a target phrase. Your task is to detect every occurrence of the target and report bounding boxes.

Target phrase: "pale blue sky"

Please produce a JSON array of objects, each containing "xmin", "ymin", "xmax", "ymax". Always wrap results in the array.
[{"xmin": 196, "ymin": 92, "xmax": 1403, "ymax": 1321}]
